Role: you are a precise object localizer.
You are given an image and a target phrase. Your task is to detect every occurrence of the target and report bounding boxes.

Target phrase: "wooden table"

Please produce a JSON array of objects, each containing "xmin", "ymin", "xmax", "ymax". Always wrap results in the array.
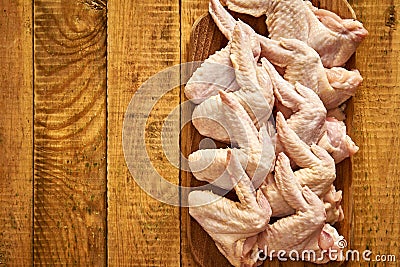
[{"xmin": 0, "ymin": 0, "xmax": 398, "ymax": 266}]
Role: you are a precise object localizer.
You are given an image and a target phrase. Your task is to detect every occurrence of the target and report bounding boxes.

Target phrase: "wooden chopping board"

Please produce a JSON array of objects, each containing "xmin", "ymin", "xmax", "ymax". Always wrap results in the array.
[{"xmin": 181, "ymin": 1, "xmax": 357, "ymax": 266}]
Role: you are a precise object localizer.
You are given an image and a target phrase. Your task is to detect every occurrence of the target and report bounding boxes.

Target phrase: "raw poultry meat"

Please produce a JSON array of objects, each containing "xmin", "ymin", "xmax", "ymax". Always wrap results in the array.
[
  {"xmin": 262, "ymin": 58, "xmax": 358, "ymax": 164},
  {"xmin": 184, "ymin": 12, "xmax": 262, "ymax": 105},
  {"xmin": 229, "ymin": 22, "xmax": 274, "ymax": 127},
  {"xmin": 220, "ymin": 0, "xmax": 368, "ymax": 67},
  {"xmin": 191, "ymin": 65, "xmax": 272, "ymax": 143},
  {"xmin": 259, "ymin": 113, "xmax": 343, "ymax": 223},
  {"xmin": 192, "ymin": 94, "xmax": 231, "ymax": 143},
  {"xmin": 270, "ymin": 145, "xmax": 343, "ymax": 224},
  {"xmin": 193, "ymin": 109, "xmax": 342, "ymax": 222},
  {"xmin": 318, "ymin": 117, "xmax": 359, "ymax": 163},
  {"xmin": 326, "ymin": 105, "xmax": 347, "ymax": 121},
  {"xmin": 326, "ymin": 67, "xmax": 363, "ymax": 93},
  {"xmin": 209, "ymin": 0, "xmax": 363, "ymax": 109},
  {"xmin": 189, "ymin": 150, "xmax": 272, "ymax": 267},
  {"xmin": 259, "ymin": 36, "xmax": 362, "ymax": 109},
  {"xmin": 189, "ymin": 152, "xmax": 344, "ymax": 266},
  {"xmin": 192, "ymin": 22, "xmax": 274, "ymax": 143},
  {"xmin": 186, "ymin": 0, "xmax": 364, "ymax": 265},
  {"xmin": 323, "ymin": 185, "xmax": 344, "ymax": 224},
  {"xmin": 276, "ymin": 112, "xmax": 336, "ymax": 197},
  {"xmin": 257, "ymin": 153, "xmax": 344, "ymax": 264},
  {"xmin": 185, "ymin": 45, "xmax": 240, "ymax": 104},
  {"xmin": 189, "ymin": 90, "xmax": 275, "ymax": 189},
  {"xmin": 258, "ymin": 37, "xmax": 362, "ymax": 109},
  {"xmin": 262, "ymin": 57, "xmax": 327, "ymax": 146}
]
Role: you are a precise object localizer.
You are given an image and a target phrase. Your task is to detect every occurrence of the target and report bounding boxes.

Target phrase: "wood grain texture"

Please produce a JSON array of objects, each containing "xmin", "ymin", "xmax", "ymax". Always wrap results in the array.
[
  {"xmin": 180, "ymin": 1, "xmax": 360, "ymax": 266},
  {"xmin": 107, "ymin": 0, "xmax": 181, "ymax": 265},
  {"xmin": 348, "ymin": 0, "xmax": 400, "ymax": 265},
  {"xmin": 180, "ymin": 2, "xmax": 210, "ymax": 266},
  {"xmin": 33, "ymin": 0, "xmax": 107, "ymax": 265},
  {"xmin": 0, "ymin": 0, "xmax": 398, "ymax": 265},
  {"xmin": 181, "ymin": 0, "xmax": 210, "ymax": 63},
  {"xmin": 0, "ymin": 1, "xmax": 33, "ymax": 266}
]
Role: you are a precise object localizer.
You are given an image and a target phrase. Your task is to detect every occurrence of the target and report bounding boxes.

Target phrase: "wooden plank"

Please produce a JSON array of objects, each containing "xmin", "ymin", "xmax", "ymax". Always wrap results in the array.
[
  {"xmin": 181, "ymin": 0, "xmax": 210, "ymax": 61},
  {"xmin": 180, "ymin": 2, "xmax": 209, "ymax": 266},
  {"xmin": 347, "ymin": 0, "xmax": 400, "ymax": 264},
  {"xmin": 33, "ymin": 0, "xmax": 107, "ymax": 265},
  {"xmin": 0, "ymin": 1, "xmax": 33, "ymax": 266},
  {"xmin": 107, "ymin": 0, "xmax": 181, "ymax": 265}
]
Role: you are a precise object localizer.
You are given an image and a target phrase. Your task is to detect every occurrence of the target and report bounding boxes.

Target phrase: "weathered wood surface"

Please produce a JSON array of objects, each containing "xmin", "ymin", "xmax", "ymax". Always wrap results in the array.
[
  {"xmin": 349, "ymin": 0, "xmax": 400, "ymax": 264},
  {"xmin": 34, "ymin": 0, "xmax": 107, "ymax": 265},
  {"xmin": 0, "ymin": 0, "xmax": 398, "ymax": 266},
  {"xmin": 0, "ymin": 1, "xmax": 33, "ymax": 266},
  {"xmin": 107, "ymin": 0, "xmax": 181, "ymax": 265}
]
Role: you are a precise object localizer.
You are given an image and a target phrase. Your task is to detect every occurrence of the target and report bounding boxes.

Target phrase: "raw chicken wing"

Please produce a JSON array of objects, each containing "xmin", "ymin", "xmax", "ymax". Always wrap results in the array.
[
  {"xmin": 262, "ymin": 58, "xmax": 326, "ymax": 145},
  {"xmin": 209, "ymin": 0, "xmax": 363, "ymax": 109},
  {"xmin": 318, "ymin": 117, "xmax": 359, "ymax": 163},
  {"xmin": 189, "ymin": 90, "xmax": 275, "ymax": 189},
  {"xmin": 192, "ymin": 23, "xmax": 274, "ymax": 143},
  {"xmin": 220, "ymin": 0, "xmax": 368, "ymax": 67},
  {"xmin": 258, "ymin": 114, "xmax": 343, "ymax": 223},
  {"xmin": 185, "ymin": 45, "xmax": 240, "ymax": 104},
  {"xmin": 257, "ymin": 157, "xmax": 344, "ymax": 264},
  {"xmin": 276, "ymin": 112, "xmax": 336, "ymax": 196},
  {"xmin": 189, "ymin": 150, "xmax": 272, "ymax": 267}
]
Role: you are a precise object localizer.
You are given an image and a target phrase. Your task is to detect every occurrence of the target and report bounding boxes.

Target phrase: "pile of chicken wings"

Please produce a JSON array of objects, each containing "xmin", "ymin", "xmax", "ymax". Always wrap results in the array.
[{"xmin": 185, "ymin": 0, "xmax": 367, "ymax": 266}]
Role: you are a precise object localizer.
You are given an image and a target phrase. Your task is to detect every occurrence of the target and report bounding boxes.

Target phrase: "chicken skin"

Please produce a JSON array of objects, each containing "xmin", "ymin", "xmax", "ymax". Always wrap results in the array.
[
  {"xmin": 258, "ymin": 160, "xmax": 345, "ymax": 264},
  {"xmin": 209, "ymin": 0, "xmax": 363, "ymax": 109},
  {"xmin": 259, "ymin": 113, "xmax": 343, "ymax": 223},
  {"xmin": 262, "ymin": 58, "xmax": 327, "ymax": 146},
  {"xmin": 219, "ymin": 0, "xmax": 368, "ymax": 67},
  {"xmin": 189, "ymin": 90, "xmax": 276, "ymax": 190},
  {"xmin": 318, "ymin": 117, "xmax": 359, "ymax": 163},
  {"xmin": 192, "ymin": 23, "xmax": 274, "ymax": 143},
  {"xmin": 276, "ymin": 112, "xmax": 336, "ymax": 197},
  {"xmin": 226, "ymin": 155, "xmax": 344, "ymax": 266},
  {"xmin": 186, "ymin": 1, "xmax": 363, "ymax": 264},
  {"xmin": 185, "ymin": 45, "xmax": 240, "ymax": 104},
  {"xmin": 189, "ymin": 150, "xmax": 272, "ymax": 267}
]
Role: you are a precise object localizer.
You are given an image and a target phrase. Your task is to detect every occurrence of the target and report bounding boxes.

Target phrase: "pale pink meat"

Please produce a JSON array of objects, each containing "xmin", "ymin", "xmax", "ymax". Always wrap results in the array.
[
  {"xmin": 220, "ymin": 0, "xmax": 368, "ymax": 67},
  {"xmin": 276, "ymin": 112, "xmax": 336, "ymax": 197},
  {"xmin": 326, "ymin": 67, "xmax": 363, "ymax": 91},
  {"xmin": 187, "ymin": 2, "xmax": 364, "ymax": 265},
  {"xmin": 230, "ymin": 22, "xmax": 274, "ymax": 128},
  {"xmin": 323, "ymin": 185, "xmax": 344, "ymax": 224},
  {"xmin": 258, "ymin": 37, "xmax": 361, "ymax": 109},
  {"xmin": 209, "ymin": 0, "xmax": 364, "ymax": 109},
  {"xmin": 185, "ymin": 45, "xmax": 240, "ymax": 104},
  {"xmin": 327, "ymin": 105, "xmax": 347, "ymax": 121},
  {"xmin": 189, "ymin": 152, "xmax": 341, "ymax": 266},
  {"xmin": 255, "ymin": 161, "xmax": 345, "ymax": 264},
  {"xmin": 188, "ymin": 150, "xmax": 272, "ymax": 267},
  {"xmin": 318, "ymin": 117, "xmax": 359, "ymax": 163},
  {"xmin": 259, "ymin": 113, "xmax": 343, "ymax": 223},
  {"xmin": 192, "ymin": 94, "xmax": 231, "ymax": 143},
  {"xmin": 192, "ymin": 22, "xmax": 274, "ymax": 143},
  {"xmin": 189, "ymin": 90, "xmax": 276, "ymax": 189},
  {"xmin": 262, "ymin": 58, "xmax": 327, "ymax": 145}
]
